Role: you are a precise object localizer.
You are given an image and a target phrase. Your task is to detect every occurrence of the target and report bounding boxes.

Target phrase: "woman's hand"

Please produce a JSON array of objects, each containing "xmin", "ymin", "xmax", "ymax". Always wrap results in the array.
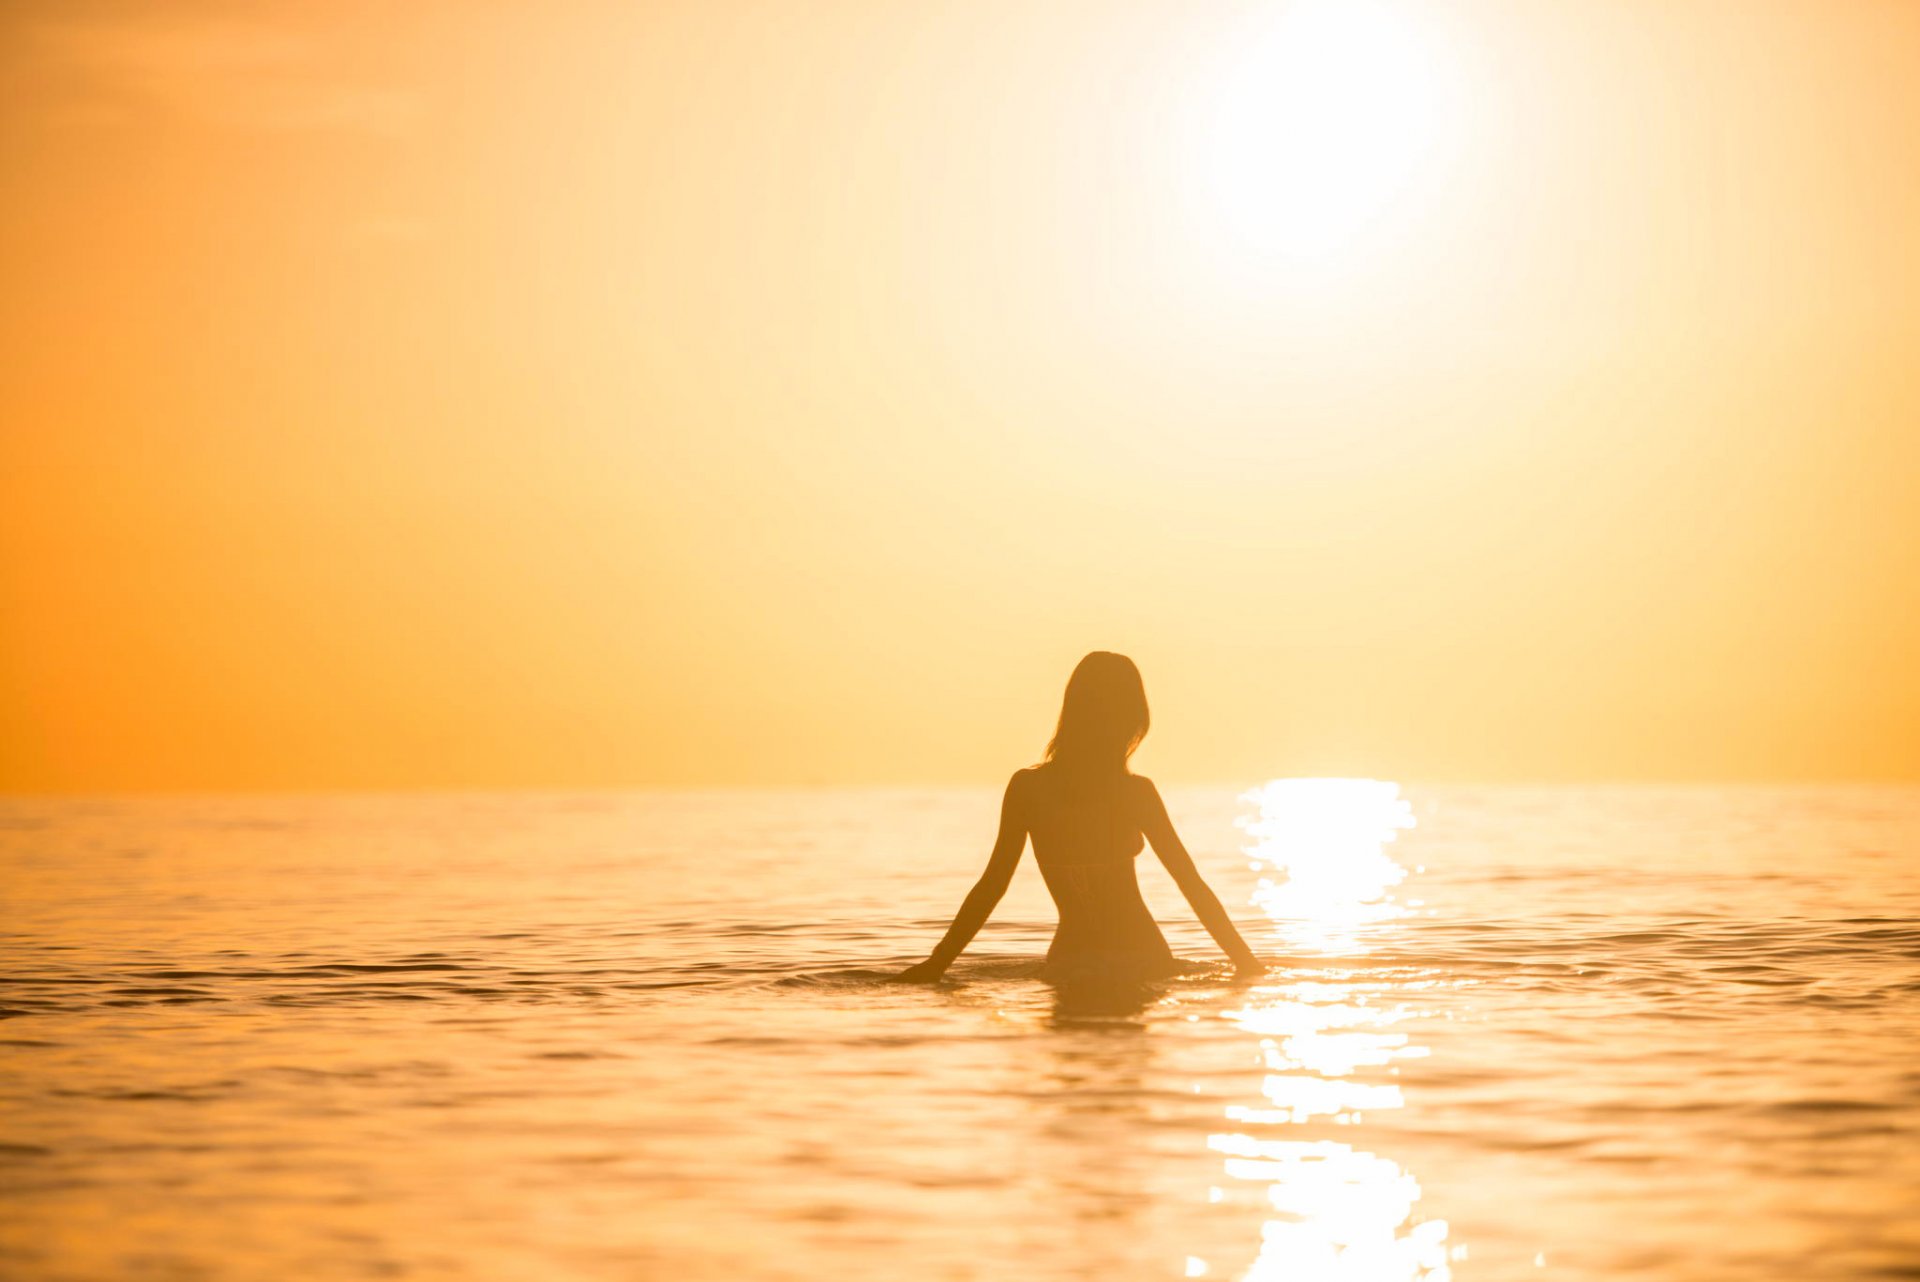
[{"xmin": 893, "ymin": 959, "xmax": 947, "ymax": 984}]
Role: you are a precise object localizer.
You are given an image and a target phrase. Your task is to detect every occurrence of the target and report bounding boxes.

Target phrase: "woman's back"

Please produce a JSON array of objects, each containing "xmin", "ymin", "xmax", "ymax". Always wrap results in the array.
[{"xmin": 1019, "ymin": 765, "xmax": 1176, "ymax": 975}]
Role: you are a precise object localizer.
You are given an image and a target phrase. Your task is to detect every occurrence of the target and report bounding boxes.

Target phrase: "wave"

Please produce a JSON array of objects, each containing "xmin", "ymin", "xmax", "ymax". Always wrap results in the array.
[{"xmin": 0, "ymin": 912, "xmax": 1911, "ymax": 1018}]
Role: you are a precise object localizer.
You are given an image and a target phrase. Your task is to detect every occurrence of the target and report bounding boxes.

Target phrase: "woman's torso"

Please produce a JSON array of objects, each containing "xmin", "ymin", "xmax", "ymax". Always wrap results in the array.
[{"xmin": 1021, "ymin": 765, "xmax": 1175, "ymax": 973}]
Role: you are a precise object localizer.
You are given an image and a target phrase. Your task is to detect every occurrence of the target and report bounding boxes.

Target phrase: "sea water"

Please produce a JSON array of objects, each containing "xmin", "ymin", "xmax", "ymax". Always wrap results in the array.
[{"xmin": 2, "ymin": 783, "xmax": 1916, "ymax": 1280}]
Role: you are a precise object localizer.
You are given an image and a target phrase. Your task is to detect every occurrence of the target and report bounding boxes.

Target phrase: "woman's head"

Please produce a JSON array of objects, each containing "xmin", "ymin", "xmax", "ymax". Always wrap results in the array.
[{"xmin": 1044, "ymin": 651, "xmax": 1150, "ymax": 775}]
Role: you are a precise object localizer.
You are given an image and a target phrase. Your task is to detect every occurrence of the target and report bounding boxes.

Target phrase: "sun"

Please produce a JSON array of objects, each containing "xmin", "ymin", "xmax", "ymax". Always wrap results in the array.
[{"xmin": 1194, "ymin": 0, "xmax": 1462, "ymax": 265}]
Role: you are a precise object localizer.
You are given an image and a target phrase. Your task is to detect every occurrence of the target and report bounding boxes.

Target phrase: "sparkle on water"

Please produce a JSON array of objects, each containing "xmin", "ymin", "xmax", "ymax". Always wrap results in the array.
[
  {"xmin": 1240, "ymin": 777, "xmax": 1420, "ymax": 955},
  {"xmin": 1223, "ymin": 778, "xmax": 1448, "ymax": 1281}
]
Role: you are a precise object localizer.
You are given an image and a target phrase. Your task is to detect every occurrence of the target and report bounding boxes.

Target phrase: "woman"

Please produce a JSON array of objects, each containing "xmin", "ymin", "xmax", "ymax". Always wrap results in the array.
[{"xmin": 896, "ymin": 652, "xmax": 1264, "ymax": 983}]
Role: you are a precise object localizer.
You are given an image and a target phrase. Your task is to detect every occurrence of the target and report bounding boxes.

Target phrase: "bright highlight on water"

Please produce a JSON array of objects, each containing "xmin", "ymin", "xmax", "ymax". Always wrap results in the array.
[{"xmin": 1240, "ymin": 778, "xmax": 1420, "ymax": 955}]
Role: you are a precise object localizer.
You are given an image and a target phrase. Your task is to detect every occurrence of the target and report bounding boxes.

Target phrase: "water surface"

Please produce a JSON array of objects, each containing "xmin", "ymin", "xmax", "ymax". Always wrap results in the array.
[{"xmin": 2, "ymin": 784, "xmax": 1916, "ymax": 1280}]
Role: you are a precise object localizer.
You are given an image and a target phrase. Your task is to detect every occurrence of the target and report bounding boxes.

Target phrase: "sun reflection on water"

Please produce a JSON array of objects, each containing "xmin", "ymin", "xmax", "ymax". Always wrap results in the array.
[
  {"xmin": 1237, "ymin": 778, "xmax": 1418, "ymax": 956},
  {"xmin": 1207, "ymin": 779, "xmax": 1452, "ymax": 1282}
]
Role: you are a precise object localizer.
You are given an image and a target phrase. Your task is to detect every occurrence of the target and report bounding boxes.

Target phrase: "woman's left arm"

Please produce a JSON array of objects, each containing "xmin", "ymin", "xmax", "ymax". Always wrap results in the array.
[
  {"xmin": 895, "ymin": 772, "xmax": 1029, "ymax": 982},
  {"xmin": 1139, "ymin": 778, "xmax": 1264, "ymax": 973}
]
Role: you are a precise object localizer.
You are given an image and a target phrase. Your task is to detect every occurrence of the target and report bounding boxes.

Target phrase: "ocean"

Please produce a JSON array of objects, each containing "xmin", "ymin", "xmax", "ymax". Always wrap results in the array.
[{"xmin": 2, "ymin": 782, "xmax": 1916, "ymax": 1281}]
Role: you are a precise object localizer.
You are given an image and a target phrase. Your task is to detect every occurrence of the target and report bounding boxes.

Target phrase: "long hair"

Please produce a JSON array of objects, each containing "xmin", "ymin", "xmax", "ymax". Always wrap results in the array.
[{"xmin": 1043, "ymin": 652, "xmax": 1150, "ymax": 777}]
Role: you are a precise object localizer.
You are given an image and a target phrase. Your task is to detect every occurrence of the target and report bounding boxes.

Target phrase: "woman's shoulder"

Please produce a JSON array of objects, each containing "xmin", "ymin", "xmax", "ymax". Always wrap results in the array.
[
  {"xmin": 1010, "ymin": 765, "xmax": 1156, "ymax": 808},
  {"xmin": 1124, "ymin": 773, "xmax": 1165, "ymax": 812},
  {"xmin": 1002, "ymin": 765, "xmax": 1047, "ymax": 814}
]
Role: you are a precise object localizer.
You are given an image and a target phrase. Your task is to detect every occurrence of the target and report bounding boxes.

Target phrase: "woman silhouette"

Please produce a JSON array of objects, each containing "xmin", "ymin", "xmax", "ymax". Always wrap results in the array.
[{"xmin": 896, "ymin": 652, "xmax": 1264, "ymax": 983}]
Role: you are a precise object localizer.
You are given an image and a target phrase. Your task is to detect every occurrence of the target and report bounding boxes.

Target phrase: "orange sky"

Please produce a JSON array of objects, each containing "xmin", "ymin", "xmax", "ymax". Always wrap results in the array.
[{"xmin": 3, "ymin": 1, "xmax": 1917, "ymax": 791}]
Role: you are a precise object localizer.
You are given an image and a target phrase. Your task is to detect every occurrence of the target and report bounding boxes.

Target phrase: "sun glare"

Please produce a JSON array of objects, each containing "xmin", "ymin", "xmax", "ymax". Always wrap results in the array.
[
  {"xmin": 1238, "ymin": 778, "xmax": 1419, "ymax": 955},
  {"xmin": 1220, "ymin": 782, "xmax": 1447, "ymax": 1279},
  {"xmin": 1217, "ymin": 974, "xmax": 1450, "ymax": 1280},
  {"xmin": 1194, "ymin": 0, "xmax": 1463, "ymax": 265}
]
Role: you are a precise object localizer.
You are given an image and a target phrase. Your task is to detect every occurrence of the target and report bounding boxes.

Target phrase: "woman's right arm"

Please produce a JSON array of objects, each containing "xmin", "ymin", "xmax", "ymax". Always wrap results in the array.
[
  {"xmin": 1138, "ymin": 778, "xmax": 1264, "ymax": 973},
  {"xmin": 895, "ymin": 771, "xmax": 1030, "ymax": 982}
]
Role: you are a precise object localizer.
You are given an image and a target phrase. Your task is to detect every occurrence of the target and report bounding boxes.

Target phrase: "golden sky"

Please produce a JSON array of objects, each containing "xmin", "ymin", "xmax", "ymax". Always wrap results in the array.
[{"xmin": 3, "ymin": 1, "xmax": 1917, "ymax": 790}]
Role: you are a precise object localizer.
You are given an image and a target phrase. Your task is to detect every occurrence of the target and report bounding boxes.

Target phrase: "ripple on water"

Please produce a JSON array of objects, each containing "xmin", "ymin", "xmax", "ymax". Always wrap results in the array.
[{"xmin": 2, "ymin": 786, "xmax": 1917, "ymax": 1282}]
